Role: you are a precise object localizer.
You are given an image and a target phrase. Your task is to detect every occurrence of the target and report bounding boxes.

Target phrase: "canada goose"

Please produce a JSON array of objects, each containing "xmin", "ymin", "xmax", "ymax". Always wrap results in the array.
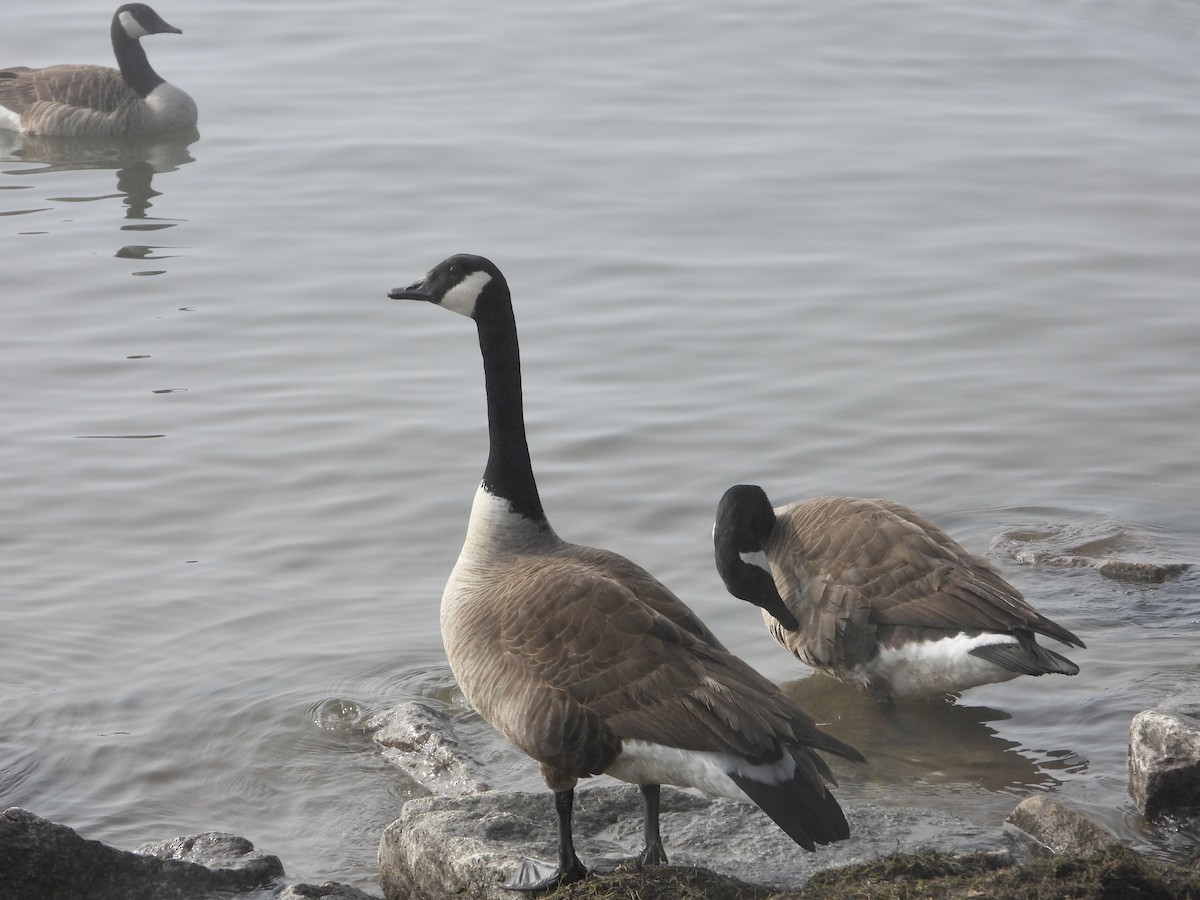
[
  {"xmin": 389, "ymin": 256, "xmax": 864, "ymax": 892},
  {"xmin": 0, "ymin": 4, "xmax": 196, "ymax": 137},
  {"xmin": 714, "ymin": 485, "xmax": 1085, "ymax": 703}
]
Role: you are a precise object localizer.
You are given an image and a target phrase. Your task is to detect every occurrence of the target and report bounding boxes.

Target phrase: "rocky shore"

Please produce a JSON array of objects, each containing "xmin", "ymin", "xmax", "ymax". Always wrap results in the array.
[{"xmin": 3, "ymin": 697, "xmax": 1197, "ymax": 899}]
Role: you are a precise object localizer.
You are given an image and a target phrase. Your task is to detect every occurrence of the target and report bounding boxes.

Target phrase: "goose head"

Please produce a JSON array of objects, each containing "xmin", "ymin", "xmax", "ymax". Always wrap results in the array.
[
  {"xmin": 388, "ymin": 254, "xmax": 507, "ymax": 320},
  {"xmin": 117, "ymin": 3, "xmax": 183, "ymax": 40},
  {"xmin": 714, "ymin": 484, "xmax": 800, "ymax": 631}
]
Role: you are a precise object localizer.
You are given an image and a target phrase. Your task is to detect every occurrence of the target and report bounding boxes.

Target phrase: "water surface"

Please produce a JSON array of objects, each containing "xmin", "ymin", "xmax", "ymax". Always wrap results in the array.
[{"xmin": 2, "ymin": 0, "xmax": 1199, "ymax": 888}]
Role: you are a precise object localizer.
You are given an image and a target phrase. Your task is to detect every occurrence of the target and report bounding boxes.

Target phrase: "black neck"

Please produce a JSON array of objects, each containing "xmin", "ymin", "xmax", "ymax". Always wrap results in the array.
[
  {"xmin": 112, "ymin": 17, "xmax": 165, "ymax": 97},
  {"xmin": 475, "ymin": 296, "xmax": 547, "ymax": 525}
]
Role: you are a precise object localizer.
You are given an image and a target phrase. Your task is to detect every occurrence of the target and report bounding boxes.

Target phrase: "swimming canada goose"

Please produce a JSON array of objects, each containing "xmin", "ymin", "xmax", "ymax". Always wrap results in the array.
[
  {"xmin": 389, "ymin": 256, "xmax": 864, "ymax": 891},
  {"xmin": 0, "ymin": 4, "xmax": 196, "ymax": 137},
  {"xmin": 714, "ymin": 485, "xmax": 1085, "ymax": 703}
]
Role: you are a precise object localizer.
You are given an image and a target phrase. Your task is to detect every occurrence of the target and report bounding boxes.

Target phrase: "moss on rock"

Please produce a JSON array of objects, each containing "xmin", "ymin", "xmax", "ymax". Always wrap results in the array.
[{"xmin": 544, "ymin": 847, "xmax": 1200, "ymax": 900}]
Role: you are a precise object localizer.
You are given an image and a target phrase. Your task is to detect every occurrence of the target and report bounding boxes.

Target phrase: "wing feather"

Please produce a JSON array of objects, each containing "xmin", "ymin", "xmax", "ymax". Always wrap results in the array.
[
  {"xmin": 447, "ymin": 545, "xmax": 861, "ymax": 788},
  {"xmin": 770, "ymin": 498, "xmax": 1084, "ymax": 653}
]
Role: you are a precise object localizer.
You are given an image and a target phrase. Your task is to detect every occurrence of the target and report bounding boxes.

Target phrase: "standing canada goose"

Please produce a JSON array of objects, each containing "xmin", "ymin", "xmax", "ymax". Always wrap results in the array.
[
  {"xmin": 0, "ymin": 4, "xmax": 196, "ymax": 137},
  {"xmin": 389, "ymin": 255, "xmax": 864, "ymax": 892},
  {"xmin": 714, "ymin": 485, "xmax": 1085, "ymax": 702}
]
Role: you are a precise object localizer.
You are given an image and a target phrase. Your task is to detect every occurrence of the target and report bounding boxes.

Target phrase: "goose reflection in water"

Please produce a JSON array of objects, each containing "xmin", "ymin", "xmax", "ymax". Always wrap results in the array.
[
  {"xmin": 0, "ymin": 125, "xmax": 197, "ymax": 222},
  {"xmin": 778, "ymin": 674, "xmax": 1086, "ymax": 800}
]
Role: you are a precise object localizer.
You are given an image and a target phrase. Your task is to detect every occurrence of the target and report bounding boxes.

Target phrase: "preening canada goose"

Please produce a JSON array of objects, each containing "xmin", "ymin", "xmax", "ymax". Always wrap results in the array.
[
  {"xmin": 714, "ymin": 485, "xmax": 1085, "ymax": 702},
  {"xmin": 390, "ymin": 256, "xmax": 863, "ymax": 892},
  {"xmin": 0, "ymin": 4, "xmax": 196, "ymax": 137}
]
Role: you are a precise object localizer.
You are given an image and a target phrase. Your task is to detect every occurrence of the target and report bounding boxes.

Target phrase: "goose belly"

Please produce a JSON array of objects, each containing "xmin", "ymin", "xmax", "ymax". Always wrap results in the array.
[
  {"xmin": 862, "ymin": 633, "xmax": 1021, "ymax": 699},
  {"xmin": 604, "ymin": 740, "xmax": 793, "ymax": 801},
  {"xmin": 0, "ymin": 106, "xmax": 20, "ymax": 131}
]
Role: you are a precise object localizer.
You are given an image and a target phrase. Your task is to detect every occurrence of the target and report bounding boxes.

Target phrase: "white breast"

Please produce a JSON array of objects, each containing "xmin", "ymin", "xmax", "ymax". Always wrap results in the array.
[{"xmin": 143, "ymin": 82, "xmax": 198, "ymax": 131}]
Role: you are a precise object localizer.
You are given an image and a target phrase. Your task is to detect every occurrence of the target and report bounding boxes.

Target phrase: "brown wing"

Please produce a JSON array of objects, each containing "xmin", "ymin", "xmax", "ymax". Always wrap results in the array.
[
  {"xmin": 449, "ymin": 547, "xmax": 860, "ymax": 788},
  {"xmin": 771, "ymin": 498, "xmax": 1084, "ymax": 660},
  {"xmin": 1, "ymin": 65, "xmax": 134, "ymax": 114},
  {"xmin": 778, "ymin": 573, "xmax": 879, "ymax": 673}
]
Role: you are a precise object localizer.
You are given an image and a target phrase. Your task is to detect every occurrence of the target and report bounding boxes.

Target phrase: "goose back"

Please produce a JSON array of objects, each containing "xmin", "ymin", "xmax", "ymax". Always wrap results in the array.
[{"xmin": 768, "ymin": 496, "xmax": 1081, "ymax": 645}]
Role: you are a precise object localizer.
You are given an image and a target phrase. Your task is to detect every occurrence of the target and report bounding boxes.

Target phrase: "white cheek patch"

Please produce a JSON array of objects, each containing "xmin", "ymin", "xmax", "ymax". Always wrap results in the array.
[
  {"xmin": 119, "ymin": 10, "xmax": 151, "ymax": 38},
  {"xmin": 441, "ymin": 270, "xmax": 491, "ymax": 317},
  {"xmin": 739, "ymin": 550, "xmax": 773, "ymax": 575}
]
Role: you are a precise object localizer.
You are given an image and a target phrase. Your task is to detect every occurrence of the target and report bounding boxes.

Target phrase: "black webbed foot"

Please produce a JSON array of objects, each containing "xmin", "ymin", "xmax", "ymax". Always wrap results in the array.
[{"xmin": 500, "ymin": 854, "xmax": 590, "ymax": 893}]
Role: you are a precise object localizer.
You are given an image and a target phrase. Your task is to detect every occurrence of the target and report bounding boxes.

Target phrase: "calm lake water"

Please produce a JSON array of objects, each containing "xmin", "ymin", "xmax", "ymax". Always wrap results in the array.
[{"xmin": 3, "ymin": 0, "xmax": 1199, "ymax": 889}]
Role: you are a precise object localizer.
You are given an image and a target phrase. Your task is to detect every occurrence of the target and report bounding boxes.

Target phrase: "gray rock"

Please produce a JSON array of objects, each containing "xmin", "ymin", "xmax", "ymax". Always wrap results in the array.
[
  {"xmin": 377, "ymin": 785, "xmax": 1044, "ymax": 900},
  {"xmin": 368, "ymin": 700, "xmax": 492, "ymax": 796},
  {"xmin": 137, "ymin": 831, "xmax": 283, "ymax": 877},
  {"xmin": 1006, "ymin": 795, "xmax": 1121, "ymax": 855},
  {"xmin": 278, "ymin": 882, "xmax": 381, "ymax": 900},
  {"xmin": 1130, "ymin": 708, "xmax": 1200, "ymax": 818},
  {"xmin": 0, "ymin": 807, "xmax": 283, "ymax": 900}
]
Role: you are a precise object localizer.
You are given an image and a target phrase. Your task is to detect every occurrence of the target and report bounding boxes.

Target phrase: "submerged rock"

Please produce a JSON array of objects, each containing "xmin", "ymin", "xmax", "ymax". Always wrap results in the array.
[
  {"xmin": 278, "ymin": 883, "xmax": 381, "ymax": 899},
  {"xmin": 1130, "ymin": 707, "xmax": 1200, "ymax": 818},
  {"xmin": 1095, "ymin": 560, "xmax": 1190, "ymax": 583},
  {"xmin": 1006, "ymin": 795, "xmax": 1120, "ymax": 855},
  {"xmin": 377, "ymin": 784, "xmax": 1043, "ymax": 900},
  {"xmin": 992, "ymin": 519, "xmax": 1190, "ymax": 583},
  {"xmin": 368, "ymin": 700, "xmax": 492, "ymax": 796}
]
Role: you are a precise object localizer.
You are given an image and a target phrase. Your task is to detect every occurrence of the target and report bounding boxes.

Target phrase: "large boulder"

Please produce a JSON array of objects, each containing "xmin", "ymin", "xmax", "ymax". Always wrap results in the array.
[
  {"xmin": 1129, "ymin": 707, "xmax": 1200, "ymax": 818},
  {"xmin": 378, "ymin": 784, "xmax": 1043, "ymax": 900},
  {"xmin": 0, "ymin": 807, "xmax": 283, "ymax": 900},
  {"xmin": 1006, "ymin": 795, "xmax": 1120, "ymax": 855},
  {"xmin": 0, "ymin": 807, "xmax": 380, "ymax": 900}
]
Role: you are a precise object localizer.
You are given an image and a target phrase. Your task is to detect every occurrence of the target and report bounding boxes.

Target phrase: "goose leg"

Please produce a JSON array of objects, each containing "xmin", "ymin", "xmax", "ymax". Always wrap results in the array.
[
  {"xmin": 636, "ymin": 783, "xmax": 668, "ymax": 866},
  {"xmin": 502, "ymin": 788, "xmax": 590, "ymax": 892}
]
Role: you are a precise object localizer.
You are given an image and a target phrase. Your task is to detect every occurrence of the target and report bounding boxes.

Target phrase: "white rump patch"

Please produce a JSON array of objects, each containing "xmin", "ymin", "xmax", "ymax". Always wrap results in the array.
[
  {"xmin": 739, "ymin": 550, "xmax": 772, "ymax": 575},
  {"xmin": 604, "ymin": 740, "xmax": 795, "ymax": 801},
  {"xmin": 119, "ymin": 9, "xmax": 151, "ymax": 38},
  {"xmin": 869, "ymin": 632, "xmax": 1022, "ymax": 698},
  {"xmin": 442, "ymin": 270, "xmax": 492, "ymax": 318}
]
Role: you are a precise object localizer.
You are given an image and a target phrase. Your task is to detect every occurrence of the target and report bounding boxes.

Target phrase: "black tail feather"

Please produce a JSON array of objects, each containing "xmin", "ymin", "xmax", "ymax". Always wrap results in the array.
[
  {"xmin": 969, "ymin": 632, "xmax": 1080, "ymax": 676},
  {"xmin": 729, "ymin": 749, "xmax": 850, "ymax": 851}
]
